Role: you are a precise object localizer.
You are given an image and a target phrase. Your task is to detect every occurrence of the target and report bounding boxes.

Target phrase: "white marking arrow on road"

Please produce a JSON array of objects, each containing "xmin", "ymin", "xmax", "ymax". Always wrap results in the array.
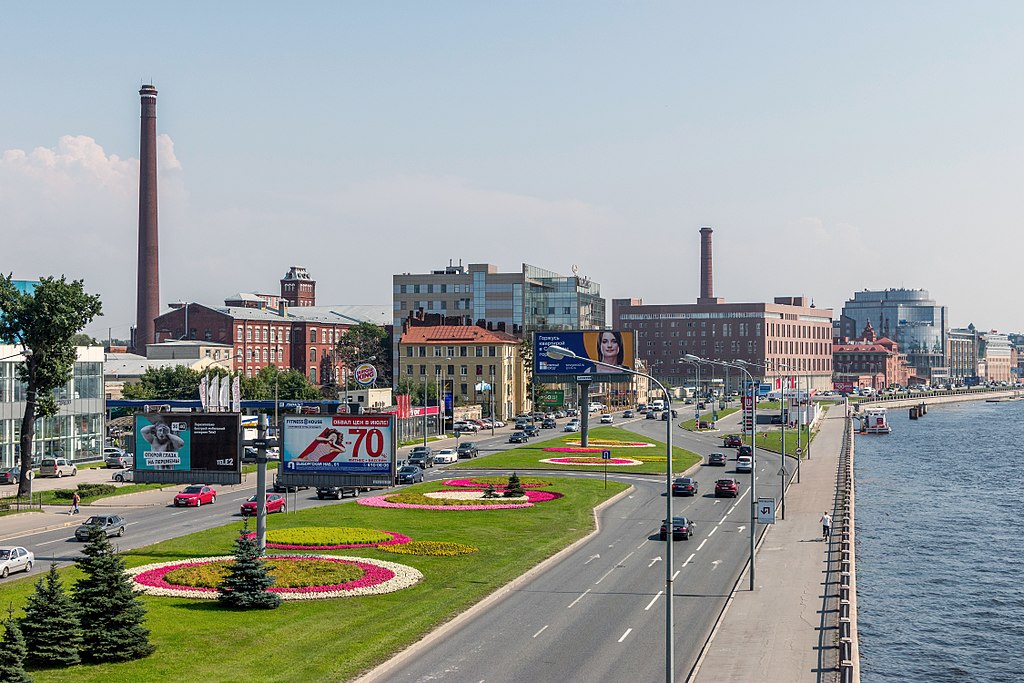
[
  {"xmin": 737, "ymin": 525, "xmax": 746, "ymax": 533},
  {"xmin": 648, "ymin": 557, "xmax": 662, "ymax": 568},
  {"xmin": 584, "ymin": 554, "xmax": 600, "ymax": 565},
  {"xmin": 711, "ymin": 559, "xmax": 722, "ymax": 571}
]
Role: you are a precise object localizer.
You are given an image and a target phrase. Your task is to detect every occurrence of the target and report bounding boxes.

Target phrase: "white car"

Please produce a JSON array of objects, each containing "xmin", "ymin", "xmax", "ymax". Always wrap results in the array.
[
  {"xmin": 735, "ymin": 455, "xmax": 753, "ymax": 473},
  {"xmin": 0, "ymin": 546, "xmax": 34, "ymax": 579},
  {"xmin": 452, "ymin": 421, "xmax": 479, "ymax": 433},
  {"xmin": 112, "ymin": 469, "xmax": 135, "ymax": 483},
  {"xmin": 600, "ymin": 414, "xmax": 614, "ymax": 424},
  {"xmin": 564, "ymin": 421, "xmax": 581, "ymax": 432},
  {"xmin": 433, "ymin": 449, "xmax": 458, "ymax": 465}
]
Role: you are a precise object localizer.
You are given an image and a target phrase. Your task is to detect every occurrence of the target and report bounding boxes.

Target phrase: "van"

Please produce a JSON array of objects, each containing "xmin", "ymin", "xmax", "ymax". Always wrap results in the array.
[{"xmin": 39, "ymin": 457, "xmax": 77, "ymax": 478}]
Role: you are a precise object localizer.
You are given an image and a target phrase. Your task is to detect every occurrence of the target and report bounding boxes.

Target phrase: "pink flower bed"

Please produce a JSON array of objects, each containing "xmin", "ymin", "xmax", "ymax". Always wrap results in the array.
[
  {"xmin": 539, "ymin": 456, "xmax": 643, "ymax": 466},
  {"xmin": 542, "ymin": 447, "xmax": 604, "ymax": 453},
  {"xmin": 242, "ymin": 531, "xmax": 412, "ymax": 550},
  {"xmin": 357, "ymin": 489, "xmax": 562, "ymax": 510},
  {"xmin": 441, "ymin": 478, "xmax": 547, "ymax": 489}
]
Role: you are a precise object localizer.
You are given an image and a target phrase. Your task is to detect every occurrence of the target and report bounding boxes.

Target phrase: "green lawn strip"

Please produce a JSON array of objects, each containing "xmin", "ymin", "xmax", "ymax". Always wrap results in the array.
[
  {"xmin": 0, "ymin": 476, "xmax": 626, "ymax": 682},
  {"xmin": 742, "ymin": 426, "xmax": 814, "ymax": 456},
  {"xmin": 35, "ymin": 482, "xmax": 171, "ymax": 506},
  {"xmin": 398, "ymin": 435, "xmax": 447, "ymax": 447},
  {"xmin": 449, "ymin": 425, "xmax": 701, "ymax": 475},
  {"xmin": 679, "ymin": 407, "xmax": 739, "ymax": 431}
]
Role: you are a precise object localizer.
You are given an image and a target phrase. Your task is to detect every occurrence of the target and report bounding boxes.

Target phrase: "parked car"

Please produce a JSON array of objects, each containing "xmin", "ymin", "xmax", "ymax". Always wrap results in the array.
[
  {"xmin": 671, "ymin": 477, "xmax": 699, "ymax": 496},
  {"xmin": 433, "ymin": 449, "xmax": 458, "ymax": 465},
  {"xmin": 600, "ymin": 414, "xmax": 614, "ymax": 424},
  {"xmin": 0, "ymin": 546, "xmax": 34, "ymax": 577},
  {"xmin": 564, "ymin": 421, "xmax": 581, "ymax": 432},
  {"xmin": 723, "ymin": 434, "xmax": 742, "ymax": 448},
  {"xmin": 103, "ymin": 447, "xmax": 131, "ymax": 468},
  {"xmin": 396, "ymin": 465, "xmax": 424, "ymax": 484},
  {"xmin": 0, "ymin": 467, "xmax": 20, "ymax": 485},
  {"xmin": 735, "ymin": 455, "xmax": 753, "ymax": 473},
  {"xmin": 74, "ymin": 514, "xmax": 126, "ymax": 541},
  {"xmin": 659, "ymin": 516, "xmax": 697, "ymax": 541},
  {"xmin": 737, "ymin": 445, "xmax": 753, "ymax": 459},
  {"xmin": 623, "ymin": 410, "xmax": 634, "ymax": 418},
  {"xmin": 715, "ymin": 478, "xmax": 740, "ymax": 497},
  {"xmin": 707, "ymin": 452, "xmax": 727, "ymax": 466},
  {"xmin": 508, "ymin": 431, "xmax": 529, "ymax": 444},
  {"xmin": 173, "ymin": 485, "xmax": 217, "ymax": 507},
  {"xmin": 541, "ymin": 418, "xmax": 557, "ymax": 429},
  {"xmin": 112, "ymin": 469, "xmax": 134, "ymax": 483},
  {"xmin": 38, "ymin": 457, "xmax": 77, "ymax": 478},
  {"xmin": 453, "ymin": 421, "xmax": 479, "ymax": 433},
  {"xmin": 457, "ymin": 442, "xmax": 479, "ymax": 459},
  {"xmin": 240, "ymin": 493, "xmax": 286, "ymax": 516},
  {"xmin": 523, "ymin": 425, "xmax": 540, "ymax": 437},
  {"xmin": 316, "ymin": 485, "xmax": 360, "ymax": 500}
]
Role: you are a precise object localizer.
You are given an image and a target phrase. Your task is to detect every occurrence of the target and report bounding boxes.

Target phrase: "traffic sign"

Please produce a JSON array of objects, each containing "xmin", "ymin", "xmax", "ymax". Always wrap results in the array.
[
  {"xmin": 795, "ymin": 447, "xmax": 803, "ymax": 456},
  {"xmin": 758, "ymin": 497, "xmax": 777, "ymax": 524},
  {"xmin": 777, "ymin": 466, "xmax": 788, "ymax": 476},
  {"xmin": 576, "ymin": 375, "xmax": 593, "ymax": 383},
  {"xmin": 601, "ymin": 450, "xmax": 612, "ymax": 460}
]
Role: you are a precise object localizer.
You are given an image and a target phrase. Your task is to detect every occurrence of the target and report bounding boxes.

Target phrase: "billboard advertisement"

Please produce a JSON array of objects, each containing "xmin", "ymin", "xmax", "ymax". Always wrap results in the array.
[
  {"xmin": 833, "ymin": 381, "xmax": 856, "ymax": 394},
  {"xmin": 535, "ymin": 330, "xmax": 636, "ymax": 376},
  {"xmin": 282, "ymin": 414, "xmax": 394, "ymax": 475},
  {"xmin": 133, "ymin": 413, "xmax": 240, "ymax": 472}
]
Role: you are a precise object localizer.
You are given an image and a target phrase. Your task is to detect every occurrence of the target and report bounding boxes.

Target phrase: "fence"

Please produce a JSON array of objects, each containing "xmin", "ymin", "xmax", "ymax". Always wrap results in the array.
[{"xmin": 824, "ymin": 415, "xmax": 860, "ymax": 682}]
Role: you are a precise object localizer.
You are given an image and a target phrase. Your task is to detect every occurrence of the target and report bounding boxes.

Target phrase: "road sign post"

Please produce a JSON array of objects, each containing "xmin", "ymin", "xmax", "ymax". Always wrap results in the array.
[
  {"xmin": 757, "ymin": 497, "xmax": 776, "ymax": 524},
  {"xmin": 602, "ymin": 449, "xmax": 611, "ymax": 488}
]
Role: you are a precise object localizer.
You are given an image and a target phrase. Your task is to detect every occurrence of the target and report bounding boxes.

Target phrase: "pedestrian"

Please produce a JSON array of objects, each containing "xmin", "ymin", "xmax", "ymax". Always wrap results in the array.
[
  {"xmin": 69, "ymin": 491, "xmax": 81, "ymax": 515},
  {"xmin": 820, "ymin": 511, "xmax": 832, "ymax": 540}
]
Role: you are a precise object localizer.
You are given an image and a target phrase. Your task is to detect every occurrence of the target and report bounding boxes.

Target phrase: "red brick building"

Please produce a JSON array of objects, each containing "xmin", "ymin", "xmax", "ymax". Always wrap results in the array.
[{"xmin": 832, "ymin": 321, "xmax": 912, "ymax": 390}]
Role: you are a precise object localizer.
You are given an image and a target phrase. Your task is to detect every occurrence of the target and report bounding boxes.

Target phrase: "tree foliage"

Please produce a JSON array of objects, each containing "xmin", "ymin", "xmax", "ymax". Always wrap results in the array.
[
  {"xmin": 0, "ymin": 275, "xmax": 103, "ymax": 498},
  {"xmin": 217, "ymin": 524, "xmax": 282, "ymax": 610},
  {"xmin": 20, "ymin": 564, "xmax": 81, "ymax": 667},
  {"xmin": 335, "ymin": 323, "xmax": 391, "ymax": 386},
  {"xmin": 239, "ymin": 365, "xmax": 322, "ymax": 401},
  {"xmin": 121, "ymin": 365, "xmax": 205, "ymax": 400},
  {"xmin": 0, "ymin": 614, "xmax": 32, "ymax": 683},
  {"xmin": 72, "ymin": 526, "xmax": 154, "ymax": 663},
  {"xmin": 120, "ymin": 364, "xmax": 321, "ymax": 402}
]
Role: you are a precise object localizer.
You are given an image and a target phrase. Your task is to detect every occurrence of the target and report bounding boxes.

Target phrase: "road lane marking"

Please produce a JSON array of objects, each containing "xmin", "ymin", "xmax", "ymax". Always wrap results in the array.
[
  {"xmin": 720, "ymin": 514, "xmax": 728, "ymax": 524},
  {"xmin": 645, "ymin": 591, "xmax": 663, "ymax": 610},
  {"xmin": 595, "ymin": 568, "xmax": 616, "ymax": 584},
  {"xmin": 672, "ymin": 570, "xmax": 680, "ymax": 581},
  {"xmin": 618, "ymin": 628, "xmax": 632, "ymax": 643},
  {"xmin": 683, "ymin": 553, "xmax": 696, "ymax": 567},
  {"xmin": 37, "ymin": 538, "xmax": 64, "ymax": 546},
  {"xmin": 637, "ymin": 539, "xmax": 649, "ymax": 549},
  {"xmin": 584, "ymin": 554, "xmax": 600, "ymax": 565},
  {"xmin": 619, "ymin": 551, "xmax": 635, "ymax": 564},
  {"xmin": 648, "ymin": 557, "xmax": 662, "ymax": 568},
  {"xmin": 567, "ymin": 589, "xmax": 590, "ymax": 608},
  {"xmin": 708, "ymin": 527, "xmax": 717, "ymax": 537},
  {"xmin": 170, "ymin": 511, "xmax": 188, "ymax": 516},
  {"xmin": 533, "ymin": 625, "xmax": 549, "ymax": 638},
  {"xmin": 697, "ymin": 539, "xmax": 708, "ymax": 551}
]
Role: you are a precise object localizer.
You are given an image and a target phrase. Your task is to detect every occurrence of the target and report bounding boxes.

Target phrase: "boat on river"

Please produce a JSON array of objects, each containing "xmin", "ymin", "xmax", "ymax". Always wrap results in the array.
[{"xmin": 859, "ymin": 407, "xmax": 892, "ymax": 434}]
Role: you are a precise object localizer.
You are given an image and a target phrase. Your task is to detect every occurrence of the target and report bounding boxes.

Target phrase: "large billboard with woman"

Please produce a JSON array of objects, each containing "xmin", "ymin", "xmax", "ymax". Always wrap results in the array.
[{"xmin": 534, "ymin": 330, "xmax": 637, "ymax": 378}]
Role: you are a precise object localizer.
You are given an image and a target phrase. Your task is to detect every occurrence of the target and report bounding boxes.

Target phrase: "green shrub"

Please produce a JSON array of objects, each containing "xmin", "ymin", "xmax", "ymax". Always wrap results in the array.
[
  {"xmin": 52, "ymin": 489, "xmax": 77, "ymax": 501},
  {"xmin": 77, "ymin": 483, "xmax": 117, "ymax": 498},
  {"xmin": 266, "ymin": 527, "xmax": 393, "ymax": 546}
]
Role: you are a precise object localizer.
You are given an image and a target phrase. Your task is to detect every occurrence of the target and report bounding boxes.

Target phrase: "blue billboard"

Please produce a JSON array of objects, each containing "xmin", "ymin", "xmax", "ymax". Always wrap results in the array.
[{"xmin": 534, "ymin": 330, "xmax": 636, "ymax": 376}]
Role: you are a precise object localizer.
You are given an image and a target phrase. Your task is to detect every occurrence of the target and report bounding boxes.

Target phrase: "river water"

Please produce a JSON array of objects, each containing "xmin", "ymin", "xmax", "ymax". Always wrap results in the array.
[{"xmin": 855, "ymin": 399, "xmax": 1024, "ymax": 682}]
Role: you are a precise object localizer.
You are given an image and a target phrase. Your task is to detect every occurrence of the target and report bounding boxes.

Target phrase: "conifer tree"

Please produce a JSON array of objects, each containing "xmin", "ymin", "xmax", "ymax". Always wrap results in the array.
[
  {"xmin": 217, "ymin": 524, "xmax": 282, "ymax": 610},
  {"xmin": 73, "ymin": 526, "xmax": 154, "ymax": 662},
  {"xmin": 20, "ymin": 564, "xmax": 81, "ymax": 667},
  {"xmin": 482, "ymin": 483, "xmax": 499, "ymax": 498},
  {"xmin": 0, "ymin": 608, "xmax": 32, "ymax": 683},
  {"xmin": 504, "ymin": 472, "xmax": 525, "ymax": 498}
]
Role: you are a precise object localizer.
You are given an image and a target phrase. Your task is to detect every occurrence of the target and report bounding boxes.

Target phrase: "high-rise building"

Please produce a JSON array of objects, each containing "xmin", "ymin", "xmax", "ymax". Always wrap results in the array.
[{"xmin": 838, "ymin": 288, "xmax": 947, "ymax": 381}]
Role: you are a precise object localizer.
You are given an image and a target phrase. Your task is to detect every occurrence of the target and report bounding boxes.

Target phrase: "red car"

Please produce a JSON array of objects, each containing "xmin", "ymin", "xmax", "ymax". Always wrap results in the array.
[
  {"xmin": 723, "ymin": 435, "xmax": 742, "ymax": 448},
  {"xmin": 173, "ymin": 485, "xmax": 217, "ymax": 507},
  {"xmin": 715, "ymin": 478, "xmax": 740, "ymax": 498},
  {"xmin": 240, "ymin": 493, "xmax": 286, "ymax": 516}
]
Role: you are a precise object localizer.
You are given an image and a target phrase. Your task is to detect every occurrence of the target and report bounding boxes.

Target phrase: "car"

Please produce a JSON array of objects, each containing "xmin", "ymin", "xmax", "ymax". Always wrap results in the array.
[
  {"xmin": 452, "ymin": 421, "xmax": 479, "ymax": 433},
  {"xmin": 735, "ymin": 455, "xmax": 753, "ymax": 473},
  {"xmin": 523, "ymin": 425, "xmax": 540, "ymax": 437},
  {"xmin": 38, "ymin": 457, "xmax": 77, "ymax": 478},
  {"xmin": 240, "ymin": 493, "xmax": 286, "ymax": 516},
  {"xmin": 661, "ymin": 411, "xmax": 670, "ymax": 421},
  {"xmin": 514, "ymin": 419, "xmax": 530, "ymax": 430},
  {"xmin": 0, "ymin": 467, "xmax": 20, "ymax": 485},
  {"xmin": 408, "ymin": 451, "xmax": 435, "ymax": 468},
  {"xmin": 316, "ymin": 485, "xmax": 360, "ymax": 499},
  {"xmin": 103, "ymin": 447, "xmax": 131, "ymax": 468},
  {"xmin": 646, "ymin": 411, "xmax": 658, "ymax": 420},
  {"xmin": 541, "ymin": 418, "xmax": 557, "ymax": 429},
  {"xmin": 112, "ymin": 469, "xmax": 134, "ymax": 483},
  {"xmin": 715, "ymin": 478, "xmax": 740, "ymax": 497},
  {"xmin": 563, "ymin": 421, "xmax": 580, "ymax": 432},
  {"xmin": 723, "ymin": 435, "xmax": 743, "ymax": 448},
  {"xmin": 173, "ymin": 485, "xmax": 217, "ymax": 507},
  {"xmin": 457, "ymin": 442, "xmax": 479, "ymax": 459},
  {"xmin": 659, "ymin": 516, "xmax": 697, "ymax": 540},
  {"xmin": 707, "ymin": 452, "xmax": 727, "ymax": 466},
  {"xmin": 74, "ymin": 514, "xmax": 126, "ymax": 541},
  {"xmin": 272, "ymin": 476, "xmax": 310, "ymax": 493},
  {"xmin": 508, "ymin": 431, "xmax": 529, "ymax": 443},
  {"xmin": 671, "ymin": 477, "xmax": 699, "ymax": 496},
  {"xmin": 0, "ymin": 546, "xmax": 34, "ymax": 577},
  {"xmin": 433, "ymin": 449, "xmax": 458, "ymax": 465},
  {"xmin": 396, "ymin": 465, "xmax": 424, "ymax": 484},
  {"xmin": 737, "ymin": 445, "xmax": 753, "ymax": 459},
  {"xmin": 623, "ymin": 410, "xmax": 634, "ymax": 418},
  {"xmin": 600, "ymin": 414, "xmax": 613, "ymax": 424}
]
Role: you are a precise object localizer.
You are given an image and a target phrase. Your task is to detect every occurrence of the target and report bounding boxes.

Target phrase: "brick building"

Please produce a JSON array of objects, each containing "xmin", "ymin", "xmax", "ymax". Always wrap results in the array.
[{"xmin": 832, "ymin": 321, "xmax": 912, "ymax": 390}]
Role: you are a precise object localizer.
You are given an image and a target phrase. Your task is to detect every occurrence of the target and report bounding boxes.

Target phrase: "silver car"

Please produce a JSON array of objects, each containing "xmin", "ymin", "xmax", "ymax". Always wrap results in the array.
[{"xmin": 0, "ymin": 546, "xmax": 34, "ymax": 578}]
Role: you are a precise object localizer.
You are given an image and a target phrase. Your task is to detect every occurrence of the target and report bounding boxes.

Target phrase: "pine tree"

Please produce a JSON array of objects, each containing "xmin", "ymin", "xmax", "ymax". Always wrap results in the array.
[
  {"xmin": 217, "ymin": 524, "xmax": 282, "ymax": 610},
  {"xmin": 482, "ymin": 483, "xmax": 499, "ymax": 498},
  {"xmin": 20, "ymin": 564, "xmax": 81, "ymax": 667},
  {"xmin": 73, "ymin": 525, "xmax": 155, "ymax": 662},
  {"xmin": 0, "ymin": 609, "xmax": 32, "ymax": 683},
  {"xmin": 503, "ymin": 472, "xmax": 525, "ymax": 498}
]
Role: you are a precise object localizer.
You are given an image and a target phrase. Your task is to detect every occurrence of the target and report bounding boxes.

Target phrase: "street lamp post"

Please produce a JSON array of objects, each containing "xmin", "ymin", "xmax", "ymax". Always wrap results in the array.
[
  {"xmin": 775, "ymin": 361, "xmax": 791, "ymax": 520},
  {"xmin": 545, "ymin": 345, "xmax": 675, "ymax": 683},
  {"xmin": 421, "ymin": 374, "xmax": 428, "ymax": 448}
]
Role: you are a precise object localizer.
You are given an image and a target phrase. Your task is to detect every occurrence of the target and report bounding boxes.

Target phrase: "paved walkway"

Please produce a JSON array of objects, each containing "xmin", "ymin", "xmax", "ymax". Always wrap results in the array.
[{"xmin": 690, "ymin": 407, "xmax": 845, "ymax": 683}]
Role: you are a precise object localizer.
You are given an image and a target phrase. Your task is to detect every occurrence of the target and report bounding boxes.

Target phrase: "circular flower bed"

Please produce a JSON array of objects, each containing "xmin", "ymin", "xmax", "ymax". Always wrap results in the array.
[
  {"xmin": 377, "ymin": 541, "xmax": 478, "ymax": 556},
  {"xmin": 563, "ymin": 440, "xmax": 654, "ymax": 448},
  {"xmin": 358, "ymin": 489, "xmax": 562, "ymax": 510},
  {"xmin": 423, "ymin": 490, "xmax": 528, "ymax": 502},
  {"xmin": 539, "ymin": 456, "xmax": 643, "ymax": 466},
  {"xmin": 442, "ymin": 477, "xmax": 550, "ymax": 488},
  {"xmin": 244, "ymin": 527, "xmax": 412, "ymax": 550},
  {"xmin": 129, "ymin": 555, "xmax": 422, "ymax": 600}
]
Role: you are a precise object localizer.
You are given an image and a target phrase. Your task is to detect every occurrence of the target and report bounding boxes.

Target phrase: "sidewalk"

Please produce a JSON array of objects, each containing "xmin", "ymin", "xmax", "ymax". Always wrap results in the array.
[{"xmin": 690, "ymin": 407, "xmax": 845, "ymax": 682}]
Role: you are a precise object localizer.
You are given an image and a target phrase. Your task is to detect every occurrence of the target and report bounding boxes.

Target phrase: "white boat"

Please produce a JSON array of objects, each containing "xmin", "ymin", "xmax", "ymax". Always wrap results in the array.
[{"xmin": 859, "ymin": 407, "xmax": 891, "ymax": 434}]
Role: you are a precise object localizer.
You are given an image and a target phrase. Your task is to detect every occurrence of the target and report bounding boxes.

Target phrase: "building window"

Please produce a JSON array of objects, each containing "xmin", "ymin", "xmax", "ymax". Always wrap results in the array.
[
  {"xmin": 237, "ymin": 327, "xmax": 243, "ymax": 341},
  {"xmin": 419, "ymin": 346, "xmax": 426, "ymax": 357},
  {"xmin": 310, "ymin": 329, "xmax": 317, "ymax": 343},
  {"xmin": 476, "ymin": 365, "xmax": 483, "ymax": 376},
  {"xmin": 475, "ymin": 347, "xmax": 483, "ymax": 357},
  {"xmin": 310, "ymin": 368, "xmax": 317, "ymax": 383},
  {"xmin": 246, "ymin": 329, "xmax": 252, "ymax": 341},
  {"xmin": 460, "ymin": 365, "xmax": 468, "ymax": 376},
  {"xmin": 310, "ymin": 348, "xmax": 317, "ymax": 362},
  {"xmin": 460, "ymin": 348, "xmax": 468, "ymax": 357},
  {"xmin": 406, "ymin": 347, "xmax": 413, "ymax": 357}
]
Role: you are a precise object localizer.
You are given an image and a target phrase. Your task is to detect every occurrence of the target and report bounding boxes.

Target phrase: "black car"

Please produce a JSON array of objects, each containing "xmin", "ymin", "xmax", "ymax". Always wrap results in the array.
[
  {"xmin": 671, "ymin": 477, "xmax": 698, "ymax": 496},
  {"xmin": 646, "ymin": 411, "xmax": 658, "ymax": 420},
  {"xmin": 737, "ymin": 445, "xmax": 753, "ymax": 459},
  {"xmin": 707, "ymin": 452, "xmax": 727, "ymax": 466},
  {"xmin": 0, "ymin": 467, "xmax": 19, "ymax": 485},
  {"xmin": 396, "ymin": 465, "xmax": 424, "ymax": 484},
  {"xmin": 623, "ymin": 410, "xmax": 634, "ymax": 418},
  {"xmin": 523, "ymin": 425, "xmax": 540, "ymax": 437},
  {"xmin": 272, "ymin": 477, "xmax": 310, "ymax": 493},
  {"xmin": 75, "ymin": 514, "xmax": 126, "ymax": 541},
  {"xmin": 408, "ymin": 451, "xmax": 434, "ymax": 468},
  {"xmin": 541, "ymin": 418, "xmax": 556, "ymax": 429},
  {"xmin": 508, "ymin": 431, "xmax": 529, "ymax": 443},
  {"xmin": 316, "ymin": 486, "xmax": 359, "ymax": 500},
  {"xmin": 659, "ymin": 516, "xmax": 697, "ymax": 540},
  {"xmin": 457, "ymin": 442, "xmax": 479, "ymax": 459}
]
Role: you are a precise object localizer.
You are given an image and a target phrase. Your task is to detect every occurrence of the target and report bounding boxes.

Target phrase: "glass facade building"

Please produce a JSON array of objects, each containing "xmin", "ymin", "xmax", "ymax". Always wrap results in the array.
[{"xmin": 839, "ymin": 289, "xmax": 948, "ymax": 377}]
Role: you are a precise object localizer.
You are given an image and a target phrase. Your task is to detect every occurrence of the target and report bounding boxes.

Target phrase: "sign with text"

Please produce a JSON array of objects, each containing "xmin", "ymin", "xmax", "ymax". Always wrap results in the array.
[
  {"xmin": 535, "ymin": 330, "xmax": 637, "ymax": 380},
  {"xmin": 282, "ymin": 414, "xmax": 395, "ymax": 475},
  {"xmin": 833, "ymin": 381, "xmax": 855, "ymax": 394},
  {"xmin": 537, "ymin": 390, "xmax": 565, "ymax": 407},
  {"xmin": 757, "ymin": 497, "xmax": 777, "ymax": 524},
  {"xmin": 133, "ymin": 413, "xmax": 240, "ymax": 473}
]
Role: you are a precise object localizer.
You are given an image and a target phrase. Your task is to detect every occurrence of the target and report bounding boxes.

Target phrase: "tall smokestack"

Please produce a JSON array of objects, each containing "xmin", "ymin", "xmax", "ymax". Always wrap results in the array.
[
  {"xmin": 697, "ymin": 226, "xmax": 722, "ymax": 305},
  {"xmin": 135, "ymin": 84, "xmax": 160, "ymax": 352}
]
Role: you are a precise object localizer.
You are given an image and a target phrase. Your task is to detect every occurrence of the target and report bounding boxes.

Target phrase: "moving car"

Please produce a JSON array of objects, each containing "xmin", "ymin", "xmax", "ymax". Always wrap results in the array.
[
  {"xmin": 723, "ymin": 435, "xmax": 742, "ymax": 448},
  {"xmin": 316, "ymin": 486, "xmax": 359, "ymax": 500},
  {"xmin": 173, "ymin": 485, "xmax": 217, "ymax": 507},
  {"xmin": 457, "ymin": 442, "xmax": 479, "ymax": 459},
  {"xmin": 659, "ymin": 516, "xmax": 697, "ymax": 541},
  {"xmin": 0, "ymin": 546, "xmax": 34, "ymax": 577},
  {"xmin": 74, "ymin": 514, "xmax": 126, "ymax": 541},
  {"xmin": 523, "ymin": 425, "xmax": 540, "ymax": 437},
  {"xmin": 112, "ymin": 469, "xmax": 134, "ymax": 483},
  {"xmin": 408, "ymin": 447, "xmax": 435, "ymax": 468},
  {"xmin": 272, "ymin": 476, "xmax": 310, "ymax": 493},
  {"xmin": 240, "ymin": 493, "xmax": 286, "ymax": 516},
  {"xmin": 737, "ymin": 445, "xmax": 753, "ymax": 459},
  {"xmin": 433, "ymin": 449, "xmax": 458, "ymax": 465},
  {"xmin": 0, "ymin": 467, "xmax": 20, "ymax": 485},
  {"xmin": 600, "ymin": 414, "xmax": 614, "ymax": 424},
  {"xmin": 563, "ymin": 421, "xmax": 581, "ymax": 432},
  {"xmin": 541, "ymin": 418, "xmax": 557, "ymax": 429},
  {"xmin": 707, "ymin": 452, "xmax": 727, "ymax": 466},
  {"xmin": 646, "ymin": 411, "xmax": 658, "ymax": 420},
  {"xmin": 396, "ymin": 465, "xmax": 424, "ymax": 484},
  {"xmin": 38, "ymin": 457, "xmax": 77, "ymax": 478},
  {"xmin": 715, "ymin": 478, "xmax": 740, "ymax": 497},
  {"xmin": 735, "ymin": 455, "xmax": 753, "ymax": 473},
  {"xmin": 623, "ymin": 410, "xmax": 634, "ymax": 418},
  {"xmin": 671, "ymin": 477, "xmax": 699, "ymax": 496},
  {"xmin": 508, "ymin": 431, "xmax": 529, "ymax": 443}
]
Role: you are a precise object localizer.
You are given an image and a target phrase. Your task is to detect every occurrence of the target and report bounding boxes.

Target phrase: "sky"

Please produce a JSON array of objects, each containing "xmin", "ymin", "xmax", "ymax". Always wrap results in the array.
[{"xmin": 4, "ymin": 2, "xmax": 1024, "ymax": 341}]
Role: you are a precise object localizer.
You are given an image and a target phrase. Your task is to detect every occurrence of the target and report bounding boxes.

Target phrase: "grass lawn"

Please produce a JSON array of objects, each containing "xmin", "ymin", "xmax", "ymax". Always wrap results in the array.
[
  {"xmin": 680, "ymin": 407, "xmax": 739, "ymax": 430},
  {"xmin": 743, "ymin": 426, "xmax": 814, "ymax": 456},
  {"xmin": 448, "ymin": 426, "xmax": 701, "ymax": 475},
  {"xmin": 0, "ymin": 476, "xmax": 627, "ymax": 682}
]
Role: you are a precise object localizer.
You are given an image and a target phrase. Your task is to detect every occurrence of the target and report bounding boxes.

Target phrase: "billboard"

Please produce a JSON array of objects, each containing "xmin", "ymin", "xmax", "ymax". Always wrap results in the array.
[
  {"xmin": 537, "ymin": 389, "xmax": 565, "ymax": 407},
  {"xmin": 282, "ymin": 414, "xmax": 394, "ymax": 475},
  {"xmin": 133, "ymin": 413, "xmax": 240, "ymax": 473},
  {"xmin": 535, "ymin": 331, "xmax": 636, "ymax": 377},
  {"xmin": 833, "ymin": 381, "xmax": 856, "ymax": 394}
]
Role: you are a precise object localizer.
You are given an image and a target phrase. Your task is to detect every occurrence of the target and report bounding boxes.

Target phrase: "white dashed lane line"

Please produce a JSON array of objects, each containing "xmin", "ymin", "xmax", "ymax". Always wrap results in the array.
[
  {"xmin": 618, "ymin": 628, "xmax": 633, "ymax": 643},
  {"xmin": 533, "ymin": 625, "xmax": 549, "ymax": 638},
  {"xmin": 645, "ymin": 591, "xmax": 663, "ymax": 611},
  {"xmin": 567, "ymin": 589, "xmax": 590, "ymax": 609}
]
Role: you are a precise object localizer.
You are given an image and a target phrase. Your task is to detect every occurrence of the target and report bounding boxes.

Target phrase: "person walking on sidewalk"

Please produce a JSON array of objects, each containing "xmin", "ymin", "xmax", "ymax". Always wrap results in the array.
[
  {"xmin": 820, "ymin": 511, "xmax": 832, "ymax": 540},
  {"xmin": 69, "ymin": 492, "xmax": 81, "ymax": 515}
]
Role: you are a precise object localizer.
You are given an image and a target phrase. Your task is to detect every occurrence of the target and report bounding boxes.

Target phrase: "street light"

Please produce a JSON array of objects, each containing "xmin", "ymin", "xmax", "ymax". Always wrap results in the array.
[
  {"xmin": 691, "ymin": 354, "xmax": 758, "ymax": 592},
  {"xmin": 544, "ymin": 345, "xmax": 676, "ymax": 683}
]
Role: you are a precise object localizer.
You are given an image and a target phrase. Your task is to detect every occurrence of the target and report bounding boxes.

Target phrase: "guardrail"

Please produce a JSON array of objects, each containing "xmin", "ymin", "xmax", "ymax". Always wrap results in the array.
[{"xmin": 831, "ymin": 415, "xmax": 860, "ymax": 682}]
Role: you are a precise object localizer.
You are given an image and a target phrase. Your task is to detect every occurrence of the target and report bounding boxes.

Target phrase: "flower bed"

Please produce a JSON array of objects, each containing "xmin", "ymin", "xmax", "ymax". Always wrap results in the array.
[
  {"xmin": 442, "ymin": 477, "xmax": 550, "ymax": 489},
  {"xmin": 538, "ymin": 457, "xmax": 643, "ymax": 466},
  {"xmin": 129, "ymin": 555, "xmax": 423, "ymax": 600},
  {"xmin": 243, "ymin": 527, "xmax": 412, "ymax": 550},
  {"xmin": 358, "ymin": 489, "xmax": 562, "ymax": 510},
  {"xmin": 562, "ymin": 439, "xmax": 654, "ymax": 448},
  {"xmin": 377, "ymin": 541, "xmax": 479, "ymax": 557},
  {"xmin": 423, "ymin": 491, "xmax": 528, "ymax": 502}
]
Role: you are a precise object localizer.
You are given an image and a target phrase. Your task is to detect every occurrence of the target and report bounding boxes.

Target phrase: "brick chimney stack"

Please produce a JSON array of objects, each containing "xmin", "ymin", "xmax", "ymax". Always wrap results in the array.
[
  {"xmin": 697, "ymin": 226, "xmax": 723, "ymax": 305},
  {"xmin": 134, "ymin": 84, "xmax": 160, "ymax": 351}
]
